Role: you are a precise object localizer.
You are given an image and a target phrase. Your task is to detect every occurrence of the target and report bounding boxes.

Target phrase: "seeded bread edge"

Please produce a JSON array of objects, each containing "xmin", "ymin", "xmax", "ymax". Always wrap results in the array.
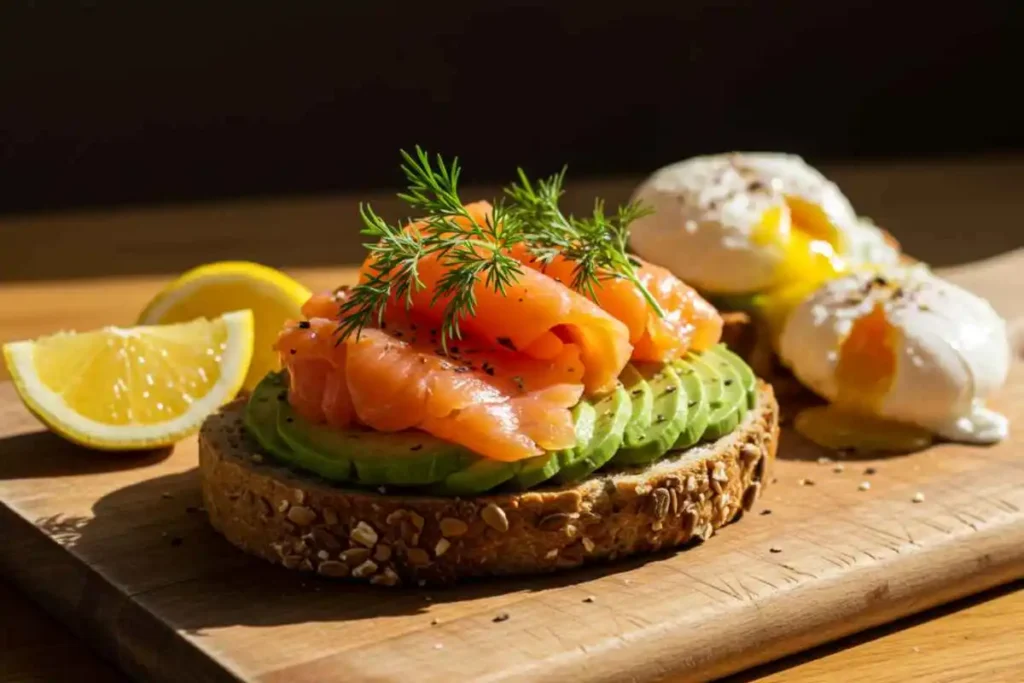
[{"xmin": 198, "ymin": 382, "xmax": 778, "ymax": 587}]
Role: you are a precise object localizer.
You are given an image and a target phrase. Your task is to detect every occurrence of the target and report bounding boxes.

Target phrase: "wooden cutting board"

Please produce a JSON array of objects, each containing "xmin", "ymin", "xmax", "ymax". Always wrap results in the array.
[{"xmin": 1, "ymin": 253, "xmax": 1022, "ymax": 683}]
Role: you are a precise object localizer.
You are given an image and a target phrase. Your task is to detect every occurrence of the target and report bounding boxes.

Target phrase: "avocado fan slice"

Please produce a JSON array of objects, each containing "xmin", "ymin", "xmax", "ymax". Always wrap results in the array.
[
  {"xmin": 699, "ymin": 346, "xmax": 747, "ymax": 442},
  {"xmin": 672, "ymin": 356, "xmax": 710, "ymax": 449},
  {"xmin": 612, "ymin": 363, "xmax": 688, "ymax": 465},
  {"xmin": 426, "ymin": 459, "xmax": 520, "ymax": 496},
  {"xmin": 244, "ymin": 372, "xmax": 295, "ymax": 460},
  {"xmin": 277, "ymin": 398, "xmax": 482, "ymax": 486},
  {"xmin": 508, "ymin": 401, "xmax": 595, "ymax": 491},
  {"xmin": 276, "ymin": 402, "xmax": 357, "ymax": 482},
  {"xmin": 554, "ymin": 383, "xmax": 632, "ymax": 483},
  {"xmin": 620, "ymin": 364, "xmax": 655, "ymax": 449},
  {"xmin": 718, "ymin": 345, "xmax": 758, "ymax": 409}
]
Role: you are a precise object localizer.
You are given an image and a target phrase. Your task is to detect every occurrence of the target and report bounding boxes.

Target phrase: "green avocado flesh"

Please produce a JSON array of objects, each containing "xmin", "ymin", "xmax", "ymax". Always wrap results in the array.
[{"xmin": 243, "ymin": 344, "xmax": 754, "ymax": 495}]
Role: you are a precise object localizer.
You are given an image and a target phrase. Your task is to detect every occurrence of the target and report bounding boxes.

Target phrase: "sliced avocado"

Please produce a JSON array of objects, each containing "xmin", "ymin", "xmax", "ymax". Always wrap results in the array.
[
  {"xmin": 718, "ymin": 345, "xmax": 757, "ymax": 409},
  {"xmin": 509, "ymin": 401, "xmax": 595, "ymax": 490},
  {"xmin": 612, "ymin": 364, "xmax": 688, "ymax": 465},
  {"xmin": 554, "ymin": 383, "xmax": 631, "ymax": 483},
  {"xmin": 277, "ymin": 400, "xmax": 478, "ymax": 486},
  {"xmin": 672, "ymin": 357, "xmax": 710, "ymax": 449},
  {"xmin": 276, "ymin": 403, "xmax": 356, "ymax": 481},
  {"xmin": 699, "ymin": 347, "xmax": 747, "ymax": 442},
  {"xmin": 508, "ymin": 453, "xmax": 562, "ymax": 491},
  {"xmin": 620, "ymin": 364, "xmax": 654, "ymax": 449},
  {"xmin": 427, "ymin": 459, "xmax": 518, "ymax": 496},
  {"xmin": 244, "ymin": 372, "xmax": 295, "ymax": 459}
]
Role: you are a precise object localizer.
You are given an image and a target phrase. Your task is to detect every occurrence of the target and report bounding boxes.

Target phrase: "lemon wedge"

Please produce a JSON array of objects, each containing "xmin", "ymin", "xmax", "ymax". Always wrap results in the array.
[
  {"xmin": 138, "ymin": 261, "xmax": 310, "ymax": 391},
  {"xmin": 3, "ymin": 310, "xmax": 254, "ymax": 450}
]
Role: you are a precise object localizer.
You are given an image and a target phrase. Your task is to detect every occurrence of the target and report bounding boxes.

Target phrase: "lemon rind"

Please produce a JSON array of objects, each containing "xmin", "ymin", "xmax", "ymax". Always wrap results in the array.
[{"xmin": 137, "ymin": 261, "xmax": 310, "ymax": 325}]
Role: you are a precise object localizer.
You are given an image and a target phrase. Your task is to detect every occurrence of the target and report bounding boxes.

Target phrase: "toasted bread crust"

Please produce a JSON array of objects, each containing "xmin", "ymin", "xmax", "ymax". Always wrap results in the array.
[{"xmin": 199, "ymin": 384, "xmax": 778, "ymax": 586}]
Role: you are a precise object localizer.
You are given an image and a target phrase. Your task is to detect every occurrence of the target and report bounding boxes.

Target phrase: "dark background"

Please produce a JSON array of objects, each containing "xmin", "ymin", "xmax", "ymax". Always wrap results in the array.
[{"xmin": 2, "ymin": 1, "xmax": 1022, "ymax": 216}]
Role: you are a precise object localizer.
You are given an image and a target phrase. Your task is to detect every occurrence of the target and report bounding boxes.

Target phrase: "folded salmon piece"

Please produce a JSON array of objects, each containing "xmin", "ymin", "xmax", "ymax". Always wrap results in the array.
[{"xmin": 276, "ymin": 316, "xmax": 583, "ymax": 462}]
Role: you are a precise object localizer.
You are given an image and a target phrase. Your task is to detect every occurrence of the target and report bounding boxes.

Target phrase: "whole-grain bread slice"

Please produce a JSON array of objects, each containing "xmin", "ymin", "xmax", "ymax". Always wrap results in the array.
[{"xmin": 198, "ymin": 382, "xmax": 778, "ymax": 587}]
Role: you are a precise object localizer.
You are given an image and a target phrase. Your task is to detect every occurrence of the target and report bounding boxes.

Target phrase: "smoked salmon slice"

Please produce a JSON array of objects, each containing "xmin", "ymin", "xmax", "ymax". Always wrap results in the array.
[
  {"xmin": 276, "ymin": 316, "xmax": 583, "ymax": 462},
  {"xmin": 509, "ymin": 245, "xmax": 723, "ymax": 362}
]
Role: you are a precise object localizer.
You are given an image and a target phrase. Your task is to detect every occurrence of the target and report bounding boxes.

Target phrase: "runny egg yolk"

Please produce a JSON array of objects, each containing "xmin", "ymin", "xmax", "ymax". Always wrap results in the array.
[
  {"xmin": 751, "ymin": 200, "xmax": 848, "ymax": 343},
  {"xmin": 834, "ymin": 302, "xmax": 896, "ymax": 413},
  {"xmin": 794, "ymin": 302, "xmax": 933, "ymax": 453}
]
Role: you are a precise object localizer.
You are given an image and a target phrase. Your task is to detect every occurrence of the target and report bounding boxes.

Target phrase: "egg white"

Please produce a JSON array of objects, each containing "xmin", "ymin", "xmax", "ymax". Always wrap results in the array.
[
  {"xmin": 778, "ymin": 265, "xmax": 1011, "ymax": 443},
  {"xmin": 629, "ymin": 153, "xmax": 900, "ymax": 294}
]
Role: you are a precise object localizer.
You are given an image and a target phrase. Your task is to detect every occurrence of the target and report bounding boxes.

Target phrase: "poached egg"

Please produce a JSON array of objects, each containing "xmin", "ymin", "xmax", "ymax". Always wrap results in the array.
[
  {"xmin": 629, "ymin": 153, "xmax": 900, "ymax": 295},
  {"xmin": 779, "ymin": 264, "xmax": 1011, "ymax": 448}
]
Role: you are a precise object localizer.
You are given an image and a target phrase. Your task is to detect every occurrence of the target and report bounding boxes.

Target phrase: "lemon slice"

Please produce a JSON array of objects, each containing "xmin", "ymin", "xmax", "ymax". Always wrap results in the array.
[
  {"xmin": 138, "ymin": 261, "xmax": 310, "ymax": 391},
  {"xmin": 3, "ymin": 310, "xmax": 254, "ymax": 450}
]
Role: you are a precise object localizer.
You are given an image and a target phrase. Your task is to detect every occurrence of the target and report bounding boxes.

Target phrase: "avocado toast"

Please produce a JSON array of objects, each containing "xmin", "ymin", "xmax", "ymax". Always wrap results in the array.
[{"xmin": 199, "ymin": 150, "xmax": 778, "ymax": 586}]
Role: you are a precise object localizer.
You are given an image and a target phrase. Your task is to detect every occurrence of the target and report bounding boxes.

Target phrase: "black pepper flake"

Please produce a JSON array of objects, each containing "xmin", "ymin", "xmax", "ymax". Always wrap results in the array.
[
  {"xmin": 688, "ymin": 400, "xmax": 698, "ymax": 408},
  {"xmin": 410, "ymin": 444, "xmax": 423, "ymax": 451},
  {"xmin": 289, "ymin": 349, "xmax": 297, "ymax": 355},
  {"xmin": 286, "ymin": 417, "xmax": 294, "ymax": 423},
  {"xmin": 664, "ymin": 385, "xmax": 677, "ymax": 394},
  {"xmin": 724, "ymin": 379, "xmax": 734, "ymax": 386},
  {"xmin": 864, "ymin": 467, "xmax": 877, "ymax": 475},
  {"xmin": 760, "ymin": 509, "xmax": 772, "ymax": 516},
  {"xmin": 449, "ymin": 346, "xmax": 460, "ymax": 354},
  {"xmin": 394, "ymin": 331, "xmax": 403, "ymax": 338},
  {"xmin": 298, "ymin": 321, "xmax": 311, "ymax": 329},
  {"xmin": 512, "ymin": 375, "xmax": 526, "ymax": 391},
  {"xmin": 518, "ymin": 298, "xmax": 524, "ymax": 303},
  {"xmin": 277, "ymin": 391, "xmax": 287, "ymax": 401},
  {"xmin": 482, "ymin": 363, "xmax": 496, "ymax": 376},
  {"xmin": 748, "ymin": 180, "xmax": 765, "ymax": 191},
  {"xmin": 631, "ymin": 389, "xmax": 643, "ymax": 397},
  {"xmin": 497, "ymin": 337, "xmax": 517, "ymax": 351},
  {"xmin": 493, "ymin": 612, "xmax": 510, "ymax": 623},
  {"xmin": 656, "ymin": 414, "xmax": 666, "ymax": 423},
  {"xmin": 872, "ymin": 276, "xmax": 888, "ymax": 287}
]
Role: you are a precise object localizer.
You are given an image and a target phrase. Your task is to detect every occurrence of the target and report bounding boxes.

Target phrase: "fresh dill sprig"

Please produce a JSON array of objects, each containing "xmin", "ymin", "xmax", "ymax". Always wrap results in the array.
[
  {"xmin": 504, "ymin": 168, "xmax": 664, "ymax": 316},
  {"xmin": 339, "ymin": 147, "xmax": 523, "ymax": 348},
  {"xmin": 337, "ymin": 147, "xmax": 660, "ymax": 347}
]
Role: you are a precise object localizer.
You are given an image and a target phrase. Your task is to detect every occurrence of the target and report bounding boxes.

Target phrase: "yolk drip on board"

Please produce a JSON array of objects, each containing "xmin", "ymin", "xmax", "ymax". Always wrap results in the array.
[{"xmin": 794, "ymin": 303, "xmax": 933, "ymax": 453}]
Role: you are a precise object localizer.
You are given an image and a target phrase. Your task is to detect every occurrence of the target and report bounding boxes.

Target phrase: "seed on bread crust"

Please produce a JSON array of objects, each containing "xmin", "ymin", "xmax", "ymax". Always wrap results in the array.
[
  {"xmin": 538, "ymin": 513, "xmax": 575, "ymax": 531},
  {"xmin": 350, "ymin": 521, "xmax": 379, "ymax": 548},
  {"xmin": 340, "ymin": 548, "xmax": 371, "ymax": 565},
  {"xmin": 651, "ymin": 488, "xmax": 671, "ymax": 519},
  {"xmin": 481, "ymin": 503, "xmax": 509, "ymax": 532},
  {"xmin": 434, "ymin": 538, "xmax": 451, "ymax": 557},
  {"xmin": 439, "ymin": 518, "xmax": 469, "ymax": 537},
  {"xmin": 286, "ymin": 505, "xmax": 317, "ymax": 526},
  {"xmin": 317, "ymin": 560, "xmax": 349, "ymax": 577},
  {"xmin": 351, "ymin": 560, "xmax": 379, "ymax": 579}
]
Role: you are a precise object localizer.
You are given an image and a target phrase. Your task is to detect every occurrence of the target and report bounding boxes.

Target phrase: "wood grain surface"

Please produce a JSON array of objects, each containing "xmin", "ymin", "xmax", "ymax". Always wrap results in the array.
[
  {"xmin": 1, "ymin": 165, "xmax": 1022, "ymax": 681},
  {"xmin": 1, "ymin": 252, "xmax": 1023, "ymax": 682}
]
